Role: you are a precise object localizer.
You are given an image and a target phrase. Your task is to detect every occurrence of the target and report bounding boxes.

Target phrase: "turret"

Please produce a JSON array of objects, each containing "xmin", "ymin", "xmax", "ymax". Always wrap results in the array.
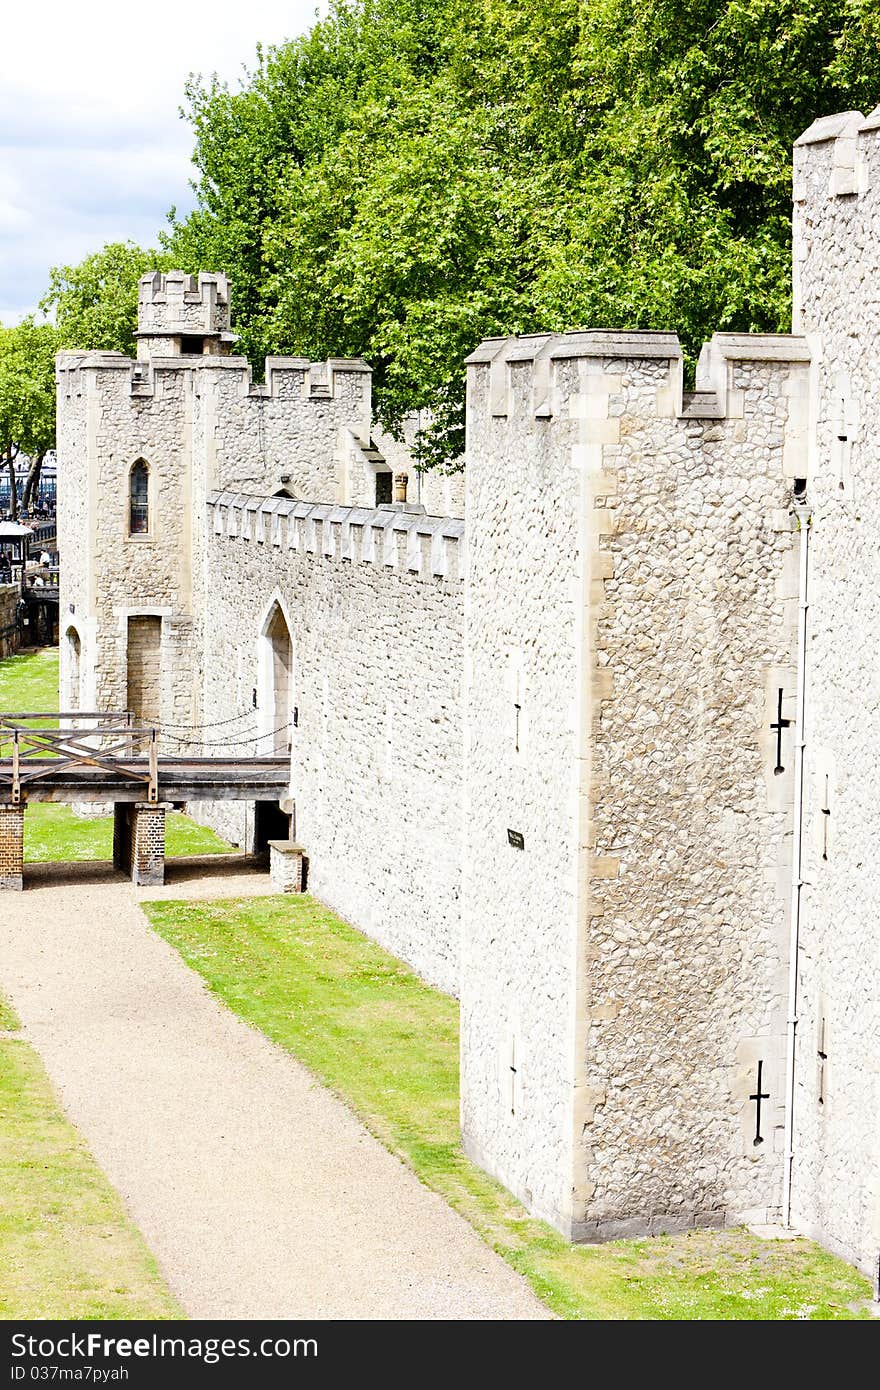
[{"xmin": 136, "ymin": 270, "xmax": 236, "ymax": 359}]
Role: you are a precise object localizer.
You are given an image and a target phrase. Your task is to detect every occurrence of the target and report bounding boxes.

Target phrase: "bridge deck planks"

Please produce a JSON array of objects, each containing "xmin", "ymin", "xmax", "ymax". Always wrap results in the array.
[{"xmin": 0, "ymin": 756, "xmax": 289, "ymax": 803}]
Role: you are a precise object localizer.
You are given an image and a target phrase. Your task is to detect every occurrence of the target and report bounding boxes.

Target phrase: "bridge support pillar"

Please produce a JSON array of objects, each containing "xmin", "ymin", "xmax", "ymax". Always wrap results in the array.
[
  {"xmin": 113, "ymin": 802, "xmax": 168, "ymax": 887},
  {"xmin": 268, "ymin": 840, "xmax": 306, "ymax": 893},
  {"xmin": 0, "ymin": 801, "xmax": 25, "ymax": 891}
]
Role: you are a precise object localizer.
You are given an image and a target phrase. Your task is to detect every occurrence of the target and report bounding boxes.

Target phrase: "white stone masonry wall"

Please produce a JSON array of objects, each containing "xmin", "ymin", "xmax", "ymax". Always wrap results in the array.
[
  {"xmin": 55, "ymin": 349, "xmax": 375, "ymax": 738},
  {"xmin": 463, "ymin": 330, "xmax": 807, "ymax": 1240},
  {"xmin": 196, "ymin": 493, "xmax": 465, "ymax": 995},
  {"xmin": 789, "ymin": 106, "xmax": 880, "ymax": 1275}
]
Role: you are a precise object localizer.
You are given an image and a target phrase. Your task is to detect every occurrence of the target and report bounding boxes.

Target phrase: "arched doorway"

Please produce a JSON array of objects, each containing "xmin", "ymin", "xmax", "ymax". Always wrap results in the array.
[
  {"xmin": 254, "ymin": 599, "xmax": 295, "ymax": 854},
  {"xmin": 65, "ymin": 626, "xmax": 81, "ymax": 712},
  {"xmin": 259, "ymin": 601, "xmax": 293, "ymax": 755}
]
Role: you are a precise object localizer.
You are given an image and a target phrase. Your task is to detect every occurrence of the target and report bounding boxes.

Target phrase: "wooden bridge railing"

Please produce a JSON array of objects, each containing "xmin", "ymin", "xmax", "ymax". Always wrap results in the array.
[{"xmin": 0, "ymin": 712, "xmax": 159, "ymax": 806}]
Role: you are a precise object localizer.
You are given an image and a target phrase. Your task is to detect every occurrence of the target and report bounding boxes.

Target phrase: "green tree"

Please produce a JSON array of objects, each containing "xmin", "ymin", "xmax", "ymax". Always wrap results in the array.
[
  {"xmin": 154, "ymin": 0, "xmax": 880, "ymax": 466},
  {"xmin": 41, "ymin": 242, "xmax": 173, "ymax": 358},
  {"xmin": 0, "ymin": 320, "xmax": 58, "ymax": 518}
]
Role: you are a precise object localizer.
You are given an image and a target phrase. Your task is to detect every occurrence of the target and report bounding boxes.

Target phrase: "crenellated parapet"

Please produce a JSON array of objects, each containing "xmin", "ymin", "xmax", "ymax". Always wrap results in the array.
[
  {"xmin": 138, "ymin": 270, "xmax": 231, "ymax": 340},
  {"xmin": 55, "ymin": 348, "xmax": 371, "ymax": 404},
  {"xmin": 466, "ymin": 330, "xmax": 681, "ymax": 422},
  {"xmin": 466, "ymin": 328, "xmax": 810, "ymax": 430},
  {"xmin": 207, "ymin": 491, "xmax": 465, "ymax": 582}
]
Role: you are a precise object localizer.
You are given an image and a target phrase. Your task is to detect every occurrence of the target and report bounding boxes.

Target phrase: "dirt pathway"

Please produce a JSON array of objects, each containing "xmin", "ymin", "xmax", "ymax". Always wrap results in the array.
[{"xmin": 0, "ymin": 861, "xmax": 548, "ymax": 1320}]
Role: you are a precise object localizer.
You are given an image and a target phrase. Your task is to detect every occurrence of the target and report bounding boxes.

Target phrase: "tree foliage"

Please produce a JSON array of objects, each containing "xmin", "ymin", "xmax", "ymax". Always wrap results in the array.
[
  {"xmin": 0, "ymin": 320, "xmax": 58, "ymax": 516},
  {"xmin": 59, "ymin": 2, "xmax": 880, "ymax": 468},
  {"xmin": 41, "ymin": 242, "xmax": 173, "ymax": 359}
]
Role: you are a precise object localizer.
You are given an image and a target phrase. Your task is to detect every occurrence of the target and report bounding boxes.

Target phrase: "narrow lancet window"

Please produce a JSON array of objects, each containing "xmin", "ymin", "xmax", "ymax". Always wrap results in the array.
[{"xmin": 130, "ymin": 460, "xmax": 149, "ymax": 535}]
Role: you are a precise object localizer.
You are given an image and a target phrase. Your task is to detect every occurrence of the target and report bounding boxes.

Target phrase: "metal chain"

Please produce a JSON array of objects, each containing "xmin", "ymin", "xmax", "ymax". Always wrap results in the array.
[
  {"xmin": 156, "ymin": 708, "xmax": 260, "ymax": 732},
  {"xmin": 158, "ymin": 721, "xmax": 293, "ymax": 749}
]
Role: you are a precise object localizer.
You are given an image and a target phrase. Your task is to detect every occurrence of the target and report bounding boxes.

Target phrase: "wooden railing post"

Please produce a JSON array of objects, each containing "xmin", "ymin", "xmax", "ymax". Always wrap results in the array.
[
  {"xmin": 148, "ymin": 728, "xmax": 158, "ymax": 803},
  {"xmin": 11, "ymin": 730, "xmax": 20, "ymax": 805}
]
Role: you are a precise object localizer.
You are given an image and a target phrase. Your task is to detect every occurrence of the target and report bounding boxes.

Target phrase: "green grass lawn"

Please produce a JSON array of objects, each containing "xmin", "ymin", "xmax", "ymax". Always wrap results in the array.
[
  {"xmin": 0, "ymin": 995, "xmax": 180, "ymax": 1320},
  {"xmin": 143, "ymin": 895, "xmax": 874, "ymax": 1321},
  {"xmin": 23, "ymin": 803, "xmax": 231, "ymax": 863},
  {"xmin": 1, "ymin": 647, "xmax": 232, "ymax": 861},
  {"xmin": 0, "ymin": 993, "xmax": 19, "ymax": 1032},
  {"xmin": 0, "ymin": 646, "xmax": 60, "ymax": 717}
]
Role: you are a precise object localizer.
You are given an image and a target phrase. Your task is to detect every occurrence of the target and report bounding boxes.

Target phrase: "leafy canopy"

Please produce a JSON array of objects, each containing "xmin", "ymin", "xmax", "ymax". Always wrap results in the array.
[
  {"xmin": 49, "ymin": 1, "xmax": 880, "ymax": 467},
  {"xmin": 42, "ymin": 242, "xmax": 173, "ymax": 358},
  {"xmin": 0, "ymin": 319, "xmax": 58, "ymax": 460}
]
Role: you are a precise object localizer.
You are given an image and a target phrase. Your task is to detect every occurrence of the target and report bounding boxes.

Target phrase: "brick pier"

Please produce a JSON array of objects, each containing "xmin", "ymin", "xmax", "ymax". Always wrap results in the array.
[
  {"xmin": 113, "ymin": 802, "xmax": 169, "ymax": 886},
  {"xmin": 0, "ymin": 801, "xmax": 25, "ymax": 890}
]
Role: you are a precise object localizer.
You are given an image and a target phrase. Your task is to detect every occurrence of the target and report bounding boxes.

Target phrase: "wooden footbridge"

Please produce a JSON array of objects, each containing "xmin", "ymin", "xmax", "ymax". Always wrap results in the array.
[{"xmin": 0, "ymin": 711, "xmax": 290, "ymax": 889}]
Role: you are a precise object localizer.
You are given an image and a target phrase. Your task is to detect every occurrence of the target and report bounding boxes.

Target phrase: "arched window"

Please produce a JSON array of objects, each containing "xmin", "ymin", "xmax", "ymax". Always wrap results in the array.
[{"xmin": 129, "ymin": 460, "xmax": 149, "ymax": 535}]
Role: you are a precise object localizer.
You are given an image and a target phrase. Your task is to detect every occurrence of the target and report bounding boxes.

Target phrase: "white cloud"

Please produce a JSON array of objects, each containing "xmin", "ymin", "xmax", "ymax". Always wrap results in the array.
[{"xmin": 0, "ymin": 0, "xmax": 321, "ymax": 322}]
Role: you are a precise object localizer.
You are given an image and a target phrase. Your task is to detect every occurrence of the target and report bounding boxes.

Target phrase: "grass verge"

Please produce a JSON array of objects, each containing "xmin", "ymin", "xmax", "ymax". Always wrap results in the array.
[
  {"xmin": 0, "ymin": 994, "xmax": 180, "ymax": 1320},
  {"xmin": 143, "ymin": 894, "xmax": 873, "ymax": 1321},
  {"xmin": 0, "ymin": 647, "xmax": 60, "ymax": 720}
]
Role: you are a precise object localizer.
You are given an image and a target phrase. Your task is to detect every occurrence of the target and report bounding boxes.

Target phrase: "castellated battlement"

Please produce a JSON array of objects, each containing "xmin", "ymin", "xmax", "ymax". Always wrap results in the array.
[
  {"xmin": 207, "ymin": 491, "xmax": 465, "ymax": 582},
  {"xmin": 55, "ymin": 349, "xmax": 371, "ymax": 404},
  {"xmin": 137, "ymin": 269, "xmax": 231, "ymax": 338},
  {"xmin": 466, "ymin": 328, "xmax": 811, "ymax": 429},
  {"xmin": 793, "ymin": 104, "xmax": 880, "ymax": 200}
]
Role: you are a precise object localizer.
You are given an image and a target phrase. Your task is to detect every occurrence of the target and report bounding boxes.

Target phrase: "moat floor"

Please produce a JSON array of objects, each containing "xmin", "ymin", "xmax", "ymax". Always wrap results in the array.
[{"xmin": 0, "ymin": 860, "xmax": 548, "ymax": 1320}]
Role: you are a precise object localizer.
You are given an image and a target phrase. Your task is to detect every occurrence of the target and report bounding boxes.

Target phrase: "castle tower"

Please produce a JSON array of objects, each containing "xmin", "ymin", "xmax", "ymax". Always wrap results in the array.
[
  {"xmin": 55, "ymin": 271, "xmax": 373, "ymax": 737},
  {"xmin": 459, "ymin": 108, "xmax": 880, "ymax": 1272},
  {"xmin": 136, "ymin": 270, "xmax": 236, "ymax": 359}
]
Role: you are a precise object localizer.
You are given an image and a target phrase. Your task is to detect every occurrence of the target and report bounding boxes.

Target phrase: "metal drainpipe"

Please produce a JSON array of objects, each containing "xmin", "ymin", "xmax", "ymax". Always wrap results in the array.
[
  {"xmin": 782, "ymin": 486, "xmax": 812, "ymax": 1228},
  {"xmin": 415, "ymin": 409, "xmax": 423, "ymax": 506}
]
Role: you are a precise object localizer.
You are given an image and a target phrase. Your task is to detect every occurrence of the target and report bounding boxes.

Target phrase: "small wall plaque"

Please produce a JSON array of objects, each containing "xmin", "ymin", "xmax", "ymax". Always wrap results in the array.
[{"xmin": 507, "ymin": 829, "xmax": 525, "ymax": 850}]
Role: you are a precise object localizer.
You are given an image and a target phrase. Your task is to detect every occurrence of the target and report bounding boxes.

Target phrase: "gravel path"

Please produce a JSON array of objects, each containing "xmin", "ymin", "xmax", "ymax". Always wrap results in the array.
[{"xmin": 0, "ymin": 861, "xmax": 549, "ymax": 1320}]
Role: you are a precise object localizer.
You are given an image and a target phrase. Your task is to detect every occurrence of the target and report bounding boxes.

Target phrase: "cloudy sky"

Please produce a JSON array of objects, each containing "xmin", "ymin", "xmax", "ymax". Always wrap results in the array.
[{"xmin": 0, "ymin": 0, "xmax": 322, "ymax": 323}]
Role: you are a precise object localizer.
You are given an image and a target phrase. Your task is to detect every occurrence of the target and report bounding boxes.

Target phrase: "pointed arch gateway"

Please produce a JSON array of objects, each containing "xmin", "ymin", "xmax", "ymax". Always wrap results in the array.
[
  {"xmin": 65, "ymin": 625, "xmax": 82, "ymax": 712},
  {"xmin": 257, "ymin": 595, "xmax": 294, "ymax": 756}
]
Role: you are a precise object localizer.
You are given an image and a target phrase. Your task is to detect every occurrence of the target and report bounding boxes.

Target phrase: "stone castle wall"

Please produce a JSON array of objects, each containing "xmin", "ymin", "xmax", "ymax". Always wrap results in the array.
[
  {"xmin": 462, "ymin": 330, "xmax": 808, "ymax": 1238},
  {"xmin": 193, "ymin": 357, "xmax": 371, "ymax": 500},
  {"xmin": 195, "ymin": 493, "xmax": 465, "ymax": 994},
  {"xmin": 789, "ymin": 107, "xmax": 880, "ymax": 1274},
  {"xmin": 54, "ymin": 132, "xmax": 880, "ymax": 1277},
  {"xmin": 56, "ymin": 349, "xmax": 374, "ymax": 739}
]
